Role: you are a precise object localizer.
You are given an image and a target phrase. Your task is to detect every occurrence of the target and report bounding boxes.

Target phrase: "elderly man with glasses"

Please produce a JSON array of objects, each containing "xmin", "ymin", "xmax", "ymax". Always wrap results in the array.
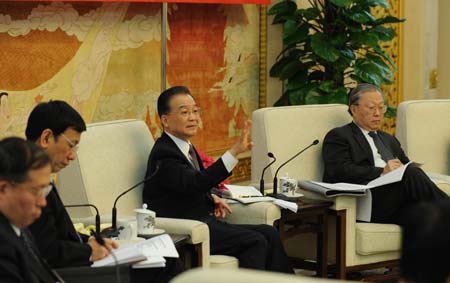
[
  {"xmin": 0, "ymin": 137, "xmax": 66, "ymax": 283},
  {"xmin": 322, "ymin": 83, "xmax": 448, "ymax": 225}
]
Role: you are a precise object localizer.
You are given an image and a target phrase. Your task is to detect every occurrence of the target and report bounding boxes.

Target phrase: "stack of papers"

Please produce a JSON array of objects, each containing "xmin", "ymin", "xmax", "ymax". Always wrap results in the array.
[
  {"xmin": 91, "ymin": 234, "xmax": 179, "ymax": 268},
  {"xmin": 223, "ymin": 184, "xmax": 298, "ymax": 212},
  {"xmin": 299, "ymin": 162, "xmax": 413, "ymax": 197}
]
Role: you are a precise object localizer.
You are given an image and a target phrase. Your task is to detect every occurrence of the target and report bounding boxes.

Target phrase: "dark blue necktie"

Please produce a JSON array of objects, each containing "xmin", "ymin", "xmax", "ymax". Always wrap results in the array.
[{"xmin": 368, "ymin": 131, "xmax": 394, "ymax": 162}]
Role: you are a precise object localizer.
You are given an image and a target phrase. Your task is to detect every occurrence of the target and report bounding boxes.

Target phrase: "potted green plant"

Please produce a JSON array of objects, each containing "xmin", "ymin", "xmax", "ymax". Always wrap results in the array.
[{"xmin": 268, "ymin": 0, "xmax": 404, "ymax": 117}]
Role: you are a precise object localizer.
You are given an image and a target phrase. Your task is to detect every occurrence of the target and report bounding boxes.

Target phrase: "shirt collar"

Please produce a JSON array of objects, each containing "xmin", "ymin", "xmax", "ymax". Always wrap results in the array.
[
  {"xmin": 10, "ymin": 223, "xmax": 21, "ymax": 236},
  {"xmin": 354, "ymin": 122, "xmax": 375, "ymax": 136},
  {"xmin": 165, "ymin": 131, "xmax": 191, "ymax": 159}
]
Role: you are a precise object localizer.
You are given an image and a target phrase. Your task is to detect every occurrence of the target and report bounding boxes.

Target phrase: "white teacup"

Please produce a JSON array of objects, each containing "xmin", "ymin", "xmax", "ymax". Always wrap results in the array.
[
  {"xmin": 117, "ymin": 217, "xmax": 137, "ymax": 240},
  {"xmin": 134, "ymin": 204, "xmax": 156, "ymax": 235},
  {"xmin": 280, "ymin": 176, "xmax": 297, "ymax": 195}
]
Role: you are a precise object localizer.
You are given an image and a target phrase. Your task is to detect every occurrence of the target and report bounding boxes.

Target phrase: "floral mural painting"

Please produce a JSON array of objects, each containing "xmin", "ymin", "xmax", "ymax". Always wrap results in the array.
[{"xmin": 0, "ymin": 1, "xmax": 260, "ymax": 157}]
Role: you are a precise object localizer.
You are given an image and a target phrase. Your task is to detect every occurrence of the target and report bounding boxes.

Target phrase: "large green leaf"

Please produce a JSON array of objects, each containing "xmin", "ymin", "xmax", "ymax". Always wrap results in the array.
[
  {"xmin": 362, "ymin": 0, "xmax": 390, "ymax": 8},
  {"xmin": 298, "ymin": 7, "xmax": 321, "ymax": 20},
  {"xmin": 268, "ymin": 0, "xmax": 297, "ymax": 16},
  {"xmin": 287, "ymin": 87, "xmax": 311, "ymax": 105},
  {"xmin": 373, "ymin": 46, "xmax": 397, "ymax": 71},
  {"xmin": 279, "ymin": 60, "xmax": 304, "ymax": 80},
  {"xmin": 287, "ymin": 70, "xmax": 309, "ymax": 89},
  {"xmin": 284, "ymin": 24, "xmax": 310, "ymax": 45},
  {"xmin": 366, "ymin": 53, "xmax": 393, "ymax": 76},
  {"xmin": 348, "ymin": 10, "xmax": 376, "ymax": 24},
  {"xmin": 351, "ymin": 31, "xmax": 380, "ymax": 48},
  {"xmin": 311, "ymin": 33, "xmax": 341, "ymax": 62},
  {"xmin": 354, "ymin": 60, "xmax": 383, "ymax": 85},
  {"xmin": 270, "ymin": 56, "xmax": 297, "ymax": 77},
  {"xmin": 371, "ymin": 26, "xmax": 396, "ymax": 41},
  {"xmin": 329, "ymin": 0, "xmax": 354, "ymax": 8},
  {"xmin": 283, "ymin": 19, "xmax": 298, "ymax": 39},
  {"xmin": 374, "ymin": 16, "xmax": 405, "ymax": 25},
  {"xmin": 340, "ymin": 49, "xmax": 356, "ymax": 60},
  {"xmin": 318, "ymin": 80, "xmax": 335, "ymax": 93},
  {"xmin": 272, "ymin": 13, "xmax": 296, "ymax": 24}
]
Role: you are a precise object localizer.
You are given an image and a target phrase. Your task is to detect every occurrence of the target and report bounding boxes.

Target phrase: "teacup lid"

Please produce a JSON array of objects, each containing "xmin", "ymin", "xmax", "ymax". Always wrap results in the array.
[{"xmin": 134, "ymin": 203, "xmax": 154, "ymax": 214}]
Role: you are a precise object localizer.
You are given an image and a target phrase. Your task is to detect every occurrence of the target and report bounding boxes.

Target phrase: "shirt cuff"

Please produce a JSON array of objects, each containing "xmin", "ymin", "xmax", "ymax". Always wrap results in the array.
[{"xmin": 222, "ymin": 151, "xmax": 238, "ymax": 173}]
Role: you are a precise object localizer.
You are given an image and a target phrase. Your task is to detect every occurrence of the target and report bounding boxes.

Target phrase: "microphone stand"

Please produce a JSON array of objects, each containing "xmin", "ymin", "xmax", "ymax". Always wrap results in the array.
[
  {"xmin": 269, "ymin": 139, "xmax": 319, "ymax": 200},
  {"xmin": 65, "ymin": 204, "xmax": 104, "ymax": 245},
  {"xmin": 103, "ymin": 163, "xmax": 160, "ymax": 238},
  {"xmin": 260, "ymin": 152, "xmax": 276, "ymax": 195}
]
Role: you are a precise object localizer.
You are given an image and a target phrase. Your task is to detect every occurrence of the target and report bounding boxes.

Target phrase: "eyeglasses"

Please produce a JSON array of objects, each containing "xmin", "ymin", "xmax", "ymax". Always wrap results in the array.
[
  {"xmin": 170, "ymin": 107, "xmax": 202, "ymax": 119},
  {"xmin": 60, "ymin": 133, "xmax": 79, "ymax": 152},
  {"xmin": 11, "ymin": 182, "xmax": 52, "ymax": 199},
  {"xmin": 354, "ymin": 104, "xmax": 387, "ymax": 114}
]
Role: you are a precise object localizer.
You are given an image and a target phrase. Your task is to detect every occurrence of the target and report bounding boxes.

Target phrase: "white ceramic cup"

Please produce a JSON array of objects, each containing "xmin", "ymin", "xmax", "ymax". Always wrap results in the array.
[
  {"xmin": 279, "ymin": 177, "xmax": 297, "ymax": 194},
  {"xmin": 134, "ymin": 204, "xmax": 156, "ymax": 235},
  {"xmin": 117, "ymin": 217, "xmax": 137, "ymax": 240}
]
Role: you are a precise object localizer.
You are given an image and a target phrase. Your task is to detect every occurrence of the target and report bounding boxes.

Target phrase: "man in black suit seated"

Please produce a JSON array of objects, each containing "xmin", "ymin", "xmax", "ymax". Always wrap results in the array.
[
  {"xmin": 27, "ymin": 101, "xmax": 118, "ymax": 267},
  {"xmin": 26, "ymin": 100, "xmax": 184, "ymax": 283},
  {"xmin": 0, "ymin": 137, "xmax": 64, "ymax": 283},
  {"xmin": 322, "ymin": 83, "xmax": 448, "ymax": 224},
  {"xmin": 143, "ymin": 86, "xmax": 293, "ymax": 273}
]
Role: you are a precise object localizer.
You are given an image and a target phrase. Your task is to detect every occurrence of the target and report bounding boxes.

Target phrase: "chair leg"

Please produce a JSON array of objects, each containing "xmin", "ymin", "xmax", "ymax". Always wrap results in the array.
[{"xmin": 334, "ymin": 209, "xmax": 347, "ymax": 279}]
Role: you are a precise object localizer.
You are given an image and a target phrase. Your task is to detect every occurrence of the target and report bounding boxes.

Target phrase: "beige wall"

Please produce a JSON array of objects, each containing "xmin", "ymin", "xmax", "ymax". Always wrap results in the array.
[{"xmin": 437, "ymin": 0, "xmax": 450, "ymax": 98}]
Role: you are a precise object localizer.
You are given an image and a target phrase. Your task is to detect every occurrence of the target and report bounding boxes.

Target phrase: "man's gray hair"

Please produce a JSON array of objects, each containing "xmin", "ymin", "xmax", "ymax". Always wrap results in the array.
[{"xmin": 348, "ymin": 83, "xmax": 384, "ymax": 115}]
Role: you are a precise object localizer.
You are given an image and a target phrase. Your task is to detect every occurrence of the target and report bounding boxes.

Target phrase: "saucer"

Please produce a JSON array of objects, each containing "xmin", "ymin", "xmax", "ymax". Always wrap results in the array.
[{"xmin": 137, "ymin": 228, "xmax": 166, "ymax": 239}]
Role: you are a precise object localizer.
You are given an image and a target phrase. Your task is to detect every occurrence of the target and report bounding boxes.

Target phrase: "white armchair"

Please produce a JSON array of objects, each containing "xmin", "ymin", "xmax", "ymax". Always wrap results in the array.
[
  {"xmin": 396, "ymin": 99, "xmax": 450, "ymax": 195},
  {"xmin": 56, "ymin": 119, "xmax": 214, "ymax": 267},
  {"xmin": 251, "ymin": 105, "xmax": 402, "ymax": 279}
]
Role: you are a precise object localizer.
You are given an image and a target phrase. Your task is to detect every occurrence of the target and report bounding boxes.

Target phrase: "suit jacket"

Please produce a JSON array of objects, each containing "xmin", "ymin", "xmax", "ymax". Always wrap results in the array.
[
  {"xmin": 322, "ymin": 122, "xmax": 409, "ymax": 184},
  {"xmin": 29, "ymin": 184, "xmax": 92, "ymax": 268},
  {"xmin": 0, "ymin": 214, "xmax": 57, "ymax": 283},
  {"xmin": 142, "ymin": 132, "xmax": 231, "ymax": 222}
]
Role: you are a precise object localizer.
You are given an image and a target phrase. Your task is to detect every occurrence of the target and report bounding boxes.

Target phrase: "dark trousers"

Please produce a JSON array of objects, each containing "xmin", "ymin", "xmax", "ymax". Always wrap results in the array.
[
  {"xmin": 208, "ymin": 220, "xmax": 293, "ymax": 273},
  {"xmin": 371, "ymin": 165, "xmax": 449, "ymax": 225}
]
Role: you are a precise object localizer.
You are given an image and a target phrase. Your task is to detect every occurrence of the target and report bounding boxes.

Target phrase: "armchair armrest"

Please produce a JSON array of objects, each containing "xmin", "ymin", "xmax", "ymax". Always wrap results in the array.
[{"xmin": 224, "ymin": 202, "xmax": 281, "ymax": 225}]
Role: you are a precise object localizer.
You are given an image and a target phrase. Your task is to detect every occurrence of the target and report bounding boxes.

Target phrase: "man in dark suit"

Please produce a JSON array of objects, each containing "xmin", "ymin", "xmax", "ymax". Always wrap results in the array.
[
  {"xmin": 0, "ymin": 137, "xmax": 64, "ymax": 283},
  {"xmin": 143, "ymin": 86, "xmax": 293, "ymax": 273},
  {"xmin": 26, "ymin": 101, "xmax": 117, "ymax": 267},
  {"xmin": 26, "ymin": 100, "xmax": 184, "ymax": 283},
  {"xmin": 322, "ymin": 83, "xmax": 448, "ymax": 224}
]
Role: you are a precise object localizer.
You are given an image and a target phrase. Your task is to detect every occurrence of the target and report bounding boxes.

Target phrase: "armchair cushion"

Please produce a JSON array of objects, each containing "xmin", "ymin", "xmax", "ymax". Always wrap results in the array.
[{"xmin": 355, "ymin": 223, "xmax": 401, "ymax": 255}]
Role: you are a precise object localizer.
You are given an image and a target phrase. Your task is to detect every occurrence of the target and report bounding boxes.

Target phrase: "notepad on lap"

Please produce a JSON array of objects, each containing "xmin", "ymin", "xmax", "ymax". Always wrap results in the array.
[{"xmin": 223, "ymin": 184, "xmax": 275, "ymax": 204}]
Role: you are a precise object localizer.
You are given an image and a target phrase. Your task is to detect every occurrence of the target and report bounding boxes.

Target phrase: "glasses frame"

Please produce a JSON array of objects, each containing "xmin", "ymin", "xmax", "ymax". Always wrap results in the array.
[
  {"xmin": 169, "ymin": 107, "xmax": 202, "ymax": 119},
  {"xmin": 353, "ymin": 103, "xmax": 387, "ymax": 114},
  {"xmin": 60, "ymin": 133, "xmax": 79, "ymax": 152}
]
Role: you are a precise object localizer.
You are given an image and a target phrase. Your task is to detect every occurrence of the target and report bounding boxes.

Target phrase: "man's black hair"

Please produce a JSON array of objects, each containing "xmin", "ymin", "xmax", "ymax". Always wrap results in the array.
[
  {"xmin": 0, "ymin": 137, "xmax": 50, "ymax": 184},
  {"xmin": 25, "ymin": 100, "xmax": 86, "ymax": 141},
  {"xmin": 157, "ymin": 86, "xmax": 193, "ymax": 117}
]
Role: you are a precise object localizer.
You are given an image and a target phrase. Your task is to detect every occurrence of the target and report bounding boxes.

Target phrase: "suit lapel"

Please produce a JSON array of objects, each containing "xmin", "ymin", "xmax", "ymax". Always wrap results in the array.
[
  {"xmin": 161, "ymin": 133, "xmax": 203, "ymax": 171},
  {"xmin": 350, "ymin": 122, "xmax": 375, "ymax": 166}
]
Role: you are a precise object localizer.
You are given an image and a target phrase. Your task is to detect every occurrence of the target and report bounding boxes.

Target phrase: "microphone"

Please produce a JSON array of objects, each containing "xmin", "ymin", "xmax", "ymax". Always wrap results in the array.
[
  {"xmin": 106, "ymin": 162, "xmax": 161, "ymax": 238},
  {"xmin": 65, "ymin": 203, "xmax": 104, "ymax": 245},
  {"xmin": 260, "ymin": 152, "xmax": 276, "ymax": 195},
  {"xmin": 272, "ymin": 139, "xmax": 319, "ymax": 195}
]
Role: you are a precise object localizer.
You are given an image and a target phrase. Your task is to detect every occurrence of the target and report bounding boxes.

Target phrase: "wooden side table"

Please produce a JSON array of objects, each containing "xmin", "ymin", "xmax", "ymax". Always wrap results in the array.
[{"xmin": 274, "ymin": 198, "xmax": 333, "ymax": 277}]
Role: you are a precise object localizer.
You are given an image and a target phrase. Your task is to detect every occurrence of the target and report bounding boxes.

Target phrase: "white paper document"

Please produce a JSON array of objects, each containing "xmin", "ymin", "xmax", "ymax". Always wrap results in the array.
[
  {"xmin": 273, "ymin": 199, "xmax": 298, "ymax": 213},
  {"xmin": 91, "ymin": 234, "xmax": 179, "ymax": 268},
  {"xmin": 307, "ymin": 161, "xmax": 413, "ymax": 193},
  {"xmin": 223, "ymin": 184, "xmax": 274, "ymax": 204}
]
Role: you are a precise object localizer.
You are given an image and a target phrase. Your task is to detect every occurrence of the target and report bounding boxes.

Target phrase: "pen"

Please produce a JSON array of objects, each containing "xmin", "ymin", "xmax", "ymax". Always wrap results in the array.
[{"xmin": 238, "ymin": 195, "xmax": 262, "ymax": 198}]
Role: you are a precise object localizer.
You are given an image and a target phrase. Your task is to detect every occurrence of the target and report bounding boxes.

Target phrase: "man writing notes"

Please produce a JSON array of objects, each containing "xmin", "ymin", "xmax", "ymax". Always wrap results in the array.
[
  {"xmin": 0, "ymin": 137, "xmax": 64, "ymax": 283},
  {"xmin": 143, "ymin": 86, "xmax": 293, "ymax": 273},
  {"xmin": 26, "ymin": 101, "xmax": 183, "ymax": 283},
  {"xmin": 322, "ymin": 83, "xmax": 448, "ymax": 224}
]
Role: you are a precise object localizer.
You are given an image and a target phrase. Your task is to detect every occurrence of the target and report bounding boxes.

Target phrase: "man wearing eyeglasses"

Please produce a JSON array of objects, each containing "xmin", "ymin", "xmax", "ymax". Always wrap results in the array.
[
  {"xmin": 322, "ymin": 83, "xmax": 448, "ymax": 225},
  {"xmin": 26, "ymin": 100, "xmax": 185, "ymax": 283},
  {"xmin": 25, "ymin": 100, "xmax": 118, "ymax": 268},
  {"xmin": 143, "ymin": 86, "xmax": 293, "ymax": 273},
  {"xmin": 0, "ymin": 137, "xmax": 65, "ymax": 283}
]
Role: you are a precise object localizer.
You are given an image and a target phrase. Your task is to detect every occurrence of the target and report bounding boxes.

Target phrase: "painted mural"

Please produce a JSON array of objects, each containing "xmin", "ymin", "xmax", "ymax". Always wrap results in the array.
[{"xmin": 0, "ymin": 1, "xmax": 260, "ymax": 155}]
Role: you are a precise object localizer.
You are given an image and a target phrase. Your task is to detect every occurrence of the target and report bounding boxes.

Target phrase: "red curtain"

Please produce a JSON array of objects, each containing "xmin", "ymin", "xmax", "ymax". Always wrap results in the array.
[{"xmin": 20, "ymin": 0, "xmax": 271, "ymax": 3}]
